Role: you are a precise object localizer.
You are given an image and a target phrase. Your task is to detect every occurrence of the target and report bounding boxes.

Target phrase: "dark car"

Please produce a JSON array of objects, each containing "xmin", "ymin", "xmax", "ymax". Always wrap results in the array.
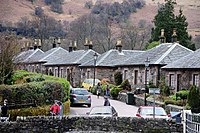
[
  {"xmin": 86, "ymin": 106, "xmax": 118, "ymax": 117},
  {"xmin": 70, "ymin": 88, "xmax": 91, "ymax": 107}
]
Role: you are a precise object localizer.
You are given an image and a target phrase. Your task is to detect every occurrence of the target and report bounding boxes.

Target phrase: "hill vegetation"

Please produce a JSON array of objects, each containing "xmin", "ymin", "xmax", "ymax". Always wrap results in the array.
[{"xmin": 0, "ymin": 0, "xmax": 200, "ymax": 50}]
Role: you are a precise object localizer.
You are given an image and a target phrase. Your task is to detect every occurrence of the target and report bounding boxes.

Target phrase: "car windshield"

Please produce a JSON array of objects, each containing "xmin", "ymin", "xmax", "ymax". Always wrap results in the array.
[
  {"xmin": 90, "ymin": 107, "xmax": 112, "ymax": 115},
  {"xmin": 74, "ymin": 90, "xmax": 89, "ymax": 95},
  {"xmin": 84, "ymin": 79, "xmax": 100, "ymax": 85},
  {"xmin": 141, "ymin": 107, "xmax": 167, "ymax": 116}
]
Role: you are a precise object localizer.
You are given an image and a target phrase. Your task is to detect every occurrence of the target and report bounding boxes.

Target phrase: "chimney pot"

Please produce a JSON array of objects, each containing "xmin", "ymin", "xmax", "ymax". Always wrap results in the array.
[
  {"xmin": 73, "ymin": 41, "xmax": 77, "ymax": 51},
  {"xmin": 85, "ymin": 38, "xmax": 88, "ymax": 46},
  {"xmin": 89, "ymin": 40, "xmax": 93, "ymax": 49},
  {"xmin": 52, "ymin": 38, "xmax": 56, "ymax": 48},
  {"xmin": 58, "ymin": 37, "xmax": 61, "ymax": 44},
  {"xmin": 116, "ymin": 40, "xmax": 122, "ymax": 52},
  {"xmin": 160, "ymin": 29, "xmax": 165, "ymax": 44},
  {"xmin": 171, "ymin": 28, "xmax": 177, "ymax": 43},
  {"xmin": 69, "ymin": 40, "xmax": 73, "ymax": 52}
]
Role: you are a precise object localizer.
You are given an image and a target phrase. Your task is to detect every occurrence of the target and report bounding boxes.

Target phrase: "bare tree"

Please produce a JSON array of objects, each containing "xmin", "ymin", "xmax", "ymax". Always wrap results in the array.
[{"xmin": 0, "ymin": 32, "xmax": 20, "ymax": 84}]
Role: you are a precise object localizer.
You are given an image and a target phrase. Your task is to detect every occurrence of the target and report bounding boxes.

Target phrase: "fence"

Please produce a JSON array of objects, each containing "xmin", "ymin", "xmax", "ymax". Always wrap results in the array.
[{"xmin": 185, "ymin": 112, "xmax": 200, "ymax": 133}]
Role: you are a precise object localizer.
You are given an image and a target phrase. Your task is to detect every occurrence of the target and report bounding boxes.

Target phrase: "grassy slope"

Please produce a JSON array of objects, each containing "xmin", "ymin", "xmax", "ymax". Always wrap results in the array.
[{"xmin": 0, "ymin": 0, "xmax": 199, "ymax": 36}]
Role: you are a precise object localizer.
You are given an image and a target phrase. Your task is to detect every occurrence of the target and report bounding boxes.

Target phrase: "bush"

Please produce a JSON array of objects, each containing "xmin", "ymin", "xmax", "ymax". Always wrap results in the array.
[
  {"xmin": 110, "ymin": 87, "xmax": 122, "ymax": 99},
  {"xmin": 120, "ymin": 79, "xmax": 131, "ymax": 91},
  {"xmin": 114, "ymin": 72, "xmax": 122, "ymax": 86},
  {"xmin": 176, "ymin": 90, "xmax": 189, "ymax": 100},
  {"xmin": 0, "ymin": 70, "xmax": 70, "ymax": 106},
  {"xmin": 187, "ymin": 85, "xmax": 200, "ymax": 113}
]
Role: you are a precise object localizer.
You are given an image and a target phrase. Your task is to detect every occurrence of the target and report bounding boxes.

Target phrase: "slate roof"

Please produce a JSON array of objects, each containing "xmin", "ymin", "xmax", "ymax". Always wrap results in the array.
[
  {"xmin": 14, "ymin": 48, "xmax": 44, "ymax": 63},
  {"xmin": 162, "ymin": 48, "xmax": 200, "ymax": 69},
  {"xmin": 80, "ymin": 49, "xmax": 144, "ymax": 67},
  {"xmin": 27, "ymin": 47, "xmax": 69, "ymax": 63},
  {"xmin": 44, "ymin": 49, "xmax": 98, "ymax": 66},
  {"xmin": 115, "ymin": 43, "xmax": 193, "ymax": 66}
]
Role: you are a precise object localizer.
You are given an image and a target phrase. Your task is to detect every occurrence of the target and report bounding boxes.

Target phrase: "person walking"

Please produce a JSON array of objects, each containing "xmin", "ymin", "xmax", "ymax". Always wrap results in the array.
[
  {"xmin": 96, "ymin": 82, "xmax": 101, "ymax": 99},
  {"xmin": 50, "ymin": 100, "xmax": 60, "ymax": 116},
  {"xmin": 104, "ymin": 96, "xmax": 110, "ymax": 106},
  {"xmin": 106, "ymin": 84, "xmax": 110, "ymax": 96}
]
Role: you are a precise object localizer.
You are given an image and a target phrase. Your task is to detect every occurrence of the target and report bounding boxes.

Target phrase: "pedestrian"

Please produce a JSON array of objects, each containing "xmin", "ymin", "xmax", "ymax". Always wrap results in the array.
[
  {"xmin": 104, "ymin": 96, "xmax": 110, "ymax": 106},
  {"xmin": 57, "ymin": 101, "xmax": 63, "ymax": 117},
  {"xmin": 1, "ymin": 99, "xmax": 8, "ymax": 117},
  {"xmin": 50, "ymin": 100, "xmax": 60, "ymax": 116},
  {"xmin": 96, "ymin": 82, "xmax": 101, "ymax": 99},
  {"xmin": 106, "ymin": 84, "xmax": 110, "ymax": 96}
]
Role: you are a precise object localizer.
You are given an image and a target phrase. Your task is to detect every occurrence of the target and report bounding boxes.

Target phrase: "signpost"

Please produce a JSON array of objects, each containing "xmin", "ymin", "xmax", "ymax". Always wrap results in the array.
[{"xmin": 149, "ymin": 88, "xmax": 160, "ymax": 119}]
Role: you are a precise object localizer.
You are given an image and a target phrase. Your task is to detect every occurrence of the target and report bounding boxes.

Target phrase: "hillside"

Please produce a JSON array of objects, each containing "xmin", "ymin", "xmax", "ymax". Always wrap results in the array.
[{"xmin": 0, "ymin": 0, "xmax": 200, "ymax": 37}]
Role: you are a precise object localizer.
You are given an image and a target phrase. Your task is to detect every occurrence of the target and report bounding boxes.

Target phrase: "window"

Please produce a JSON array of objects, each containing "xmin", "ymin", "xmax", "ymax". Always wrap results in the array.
[
  {"xmin": 124, "ymin": 70, "xmax": 128, "ymax": 80},
  {"xmin": 170, "ymin": 74, "xmax": 175, "ymax": 89},
  {"xmin": 134, "ymin": 70, "xmax": 138, "ymax": 85},
  {"xmin": 54, "ymin": 68, "xmax": 58, "ymax": 77},
  {"xmin": 193, "ymin": 74, "xmax": 199, "ymax": 87},
  {"xmin": 60, "ymin": 69, "xmax": 63, "ymax": 78},
  {"xmin": 87, "ymin": 71, "xmax": 90, "ymax": 79}
]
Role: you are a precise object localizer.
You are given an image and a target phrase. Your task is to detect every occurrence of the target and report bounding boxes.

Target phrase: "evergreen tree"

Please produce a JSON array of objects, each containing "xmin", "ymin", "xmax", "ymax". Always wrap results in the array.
[{"xmin": 150, "ymin": 0, "xmax": 195, "ymax": 50}]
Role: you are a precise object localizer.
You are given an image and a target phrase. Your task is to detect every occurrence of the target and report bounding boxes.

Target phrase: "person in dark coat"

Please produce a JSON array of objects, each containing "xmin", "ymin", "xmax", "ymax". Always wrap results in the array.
[
  {"xmin": 1, "ymin": 99, "xmax": 8, "ymax": 117},
  {"xmin": 104, "ymin": 96, "xmax": 110, "ymax": 106}
]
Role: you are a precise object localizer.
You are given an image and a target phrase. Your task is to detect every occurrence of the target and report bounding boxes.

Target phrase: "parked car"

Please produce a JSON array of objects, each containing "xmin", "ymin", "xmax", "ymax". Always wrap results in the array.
[
  {"xmin": 86, "ymin": 106, "xmax": 118, "ymax": 117},
  {"xmin": 70, "ymin": 88, "xmax": 91, "ymax": 107},
  {"xmin": 136, "ymin": 106, "xmax": 170, "ymax": 120},
  {"xmin": 82, "ymin": 78, "xmax": 101, "ymax": 90}
]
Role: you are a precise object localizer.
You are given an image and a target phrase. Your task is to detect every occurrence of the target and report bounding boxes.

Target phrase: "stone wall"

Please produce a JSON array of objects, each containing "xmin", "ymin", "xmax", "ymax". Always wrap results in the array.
[
  {"xmin": 0, "ymin": 116, "xmax": 183, "ymax": 132},
  {"xmin": 118, "ymin": 92, "xmax": 184, "ymax": 112}
]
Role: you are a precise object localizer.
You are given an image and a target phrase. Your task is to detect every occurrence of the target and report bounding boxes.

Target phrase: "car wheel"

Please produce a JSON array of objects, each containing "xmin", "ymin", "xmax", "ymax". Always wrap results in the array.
[{"xmin": 88, "ymin": 104, "xmax": 91, "ymax": 107}]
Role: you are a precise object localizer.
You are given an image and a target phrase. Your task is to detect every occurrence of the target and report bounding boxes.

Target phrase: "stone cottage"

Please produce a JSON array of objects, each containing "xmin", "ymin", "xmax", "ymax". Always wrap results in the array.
[
  {"xmin": 80, "ymin": 41, "xmax": 144, "ymax": 83},
  {"xmin": 162, "ymin": 48, "xmax": 200, "ymax": 92},
  {"xmin": 43, "ymin": 44, "xmax": 99, "ymax": 87},
  {"xmin": 115, "ymin": 42, "xmax": 193, "ymax": 90}
]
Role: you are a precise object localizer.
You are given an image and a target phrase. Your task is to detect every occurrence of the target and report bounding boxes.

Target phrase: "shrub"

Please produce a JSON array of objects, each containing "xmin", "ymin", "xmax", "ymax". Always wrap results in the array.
[
  {"xmin": 187, "ymin": 85, "xmax": 200, "ymax": 113},
  {"xmin": 120, "ymin": 79, "xmax": 131, "ymax": 91},
  {"xmin": 110, "ymin": 87, "xmax": 122, "ymax": 99},
  {"xmin": 114, "ymin": 72, "xmax": 122, "ymax": 86},
  {"xmin": 176, "ymin": 90, "xmax": 189, "ymax": 100}
]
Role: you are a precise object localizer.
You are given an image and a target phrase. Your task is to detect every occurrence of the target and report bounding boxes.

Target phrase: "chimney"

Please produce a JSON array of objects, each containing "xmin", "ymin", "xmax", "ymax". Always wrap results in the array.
[
  {"xmin": 38, "ymin": 39, "xmax": 42, "ymax": 49},
  {"xmin": 21, "ymin": 42, "xmax": 26, "ymax": 52},
  {"xmin": 69, "ymin": 40, "xmax": 73, "ymax": 52},
  {"xmin": 52, "ymin": 38, "xmax": 56, "ymax": 48},
  {"xmin": 57, "ymin": 37, "xmax": 61, "ymax": 46},
  {"xmin": 73, "ymin": 41, "xmax": 77, "ymax": 51},
  {"xmin": 160, "ymin": 29, "xmax": 165, "ymax": 44},
  {"xmin": 84, "ymin": 38, "xmax": 89, "ymax": 46},
  {"xmin": 171, "ymin": 28, "xmax": 177, "ymax": 43},
  {"xmin": 116, "ymin": 40, "xmax": 122, "ymax": 52},
  {"xmin": 34, "ymin": 39, "xmax": 38, "ymax": 50},
  {"xmin": 88, "ymin": 40, "xmax": 93, "ymax": 49}
]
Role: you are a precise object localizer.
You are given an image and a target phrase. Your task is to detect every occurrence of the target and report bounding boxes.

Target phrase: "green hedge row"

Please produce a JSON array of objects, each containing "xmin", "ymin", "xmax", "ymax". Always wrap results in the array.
[{"xmin": 0, "ymin": 70, "xmax": 70, "ymax": 106}]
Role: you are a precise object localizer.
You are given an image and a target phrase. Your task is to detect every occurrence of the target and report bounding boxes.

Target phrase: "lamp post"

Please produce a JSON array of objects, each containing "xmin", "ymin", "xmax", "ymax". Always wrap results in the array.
[
  {"xmin": 93, "ymin": 53, "xmax": 98, "ymax": 88},
  {"xmin": 144, "ymin": 57, "xmax": 150, "ymax": 106}
]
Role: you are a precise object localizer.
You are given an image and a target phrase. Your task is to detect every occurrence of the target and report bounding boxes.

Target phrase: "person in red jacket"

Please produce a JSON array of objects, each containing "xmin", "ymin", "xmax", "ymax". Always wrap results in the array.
[{"xmin": 50, "ymin": 100, "xmax": 60, "ymax": 116}]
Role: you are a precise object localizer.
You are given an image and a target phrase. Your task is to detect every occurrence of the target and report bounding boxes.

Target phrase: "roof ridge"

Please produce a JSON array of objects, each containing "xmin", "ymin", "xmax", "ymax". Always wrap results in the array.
[
  {"xmin": 154, "ymin": 44, "xmax": 176, "ymax": 64},
  {"xmin": 75, "ymin": 50, "xmax": 90, "ymax": 63},
  {"xmin": 24, "ymin": 49, "xmax": 42, "ymax": 62},
  {"xmin": 39, "ymin": 47, "xmax": 65, "ymax": 61}
]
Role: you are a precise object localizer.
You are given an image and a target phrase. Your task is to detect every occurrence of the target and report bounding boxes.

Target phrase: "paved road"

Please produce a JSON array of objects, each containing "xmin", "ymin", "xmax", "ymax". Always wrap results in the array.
[{"xmin": 69, "ymin": 95, "xmax": 138, "ymax": 117}]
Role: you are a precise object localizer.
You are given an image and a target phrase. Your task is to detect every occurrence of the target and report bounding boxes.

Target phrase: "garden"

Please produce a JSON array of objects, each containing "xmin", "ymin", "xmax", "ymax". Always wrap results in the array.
[{"xmin": 0, "ymin": 70, "xmax": 71, "ymax": 120}]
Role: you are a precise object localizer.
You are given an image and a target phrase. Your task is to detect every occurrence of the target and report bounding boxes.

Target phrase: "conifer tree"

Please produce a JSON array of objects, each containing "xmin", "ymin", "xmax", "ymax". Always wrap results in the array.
[{"xmin": 150, "ymin": 0, "xmax": 196, "ymax": 50}]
